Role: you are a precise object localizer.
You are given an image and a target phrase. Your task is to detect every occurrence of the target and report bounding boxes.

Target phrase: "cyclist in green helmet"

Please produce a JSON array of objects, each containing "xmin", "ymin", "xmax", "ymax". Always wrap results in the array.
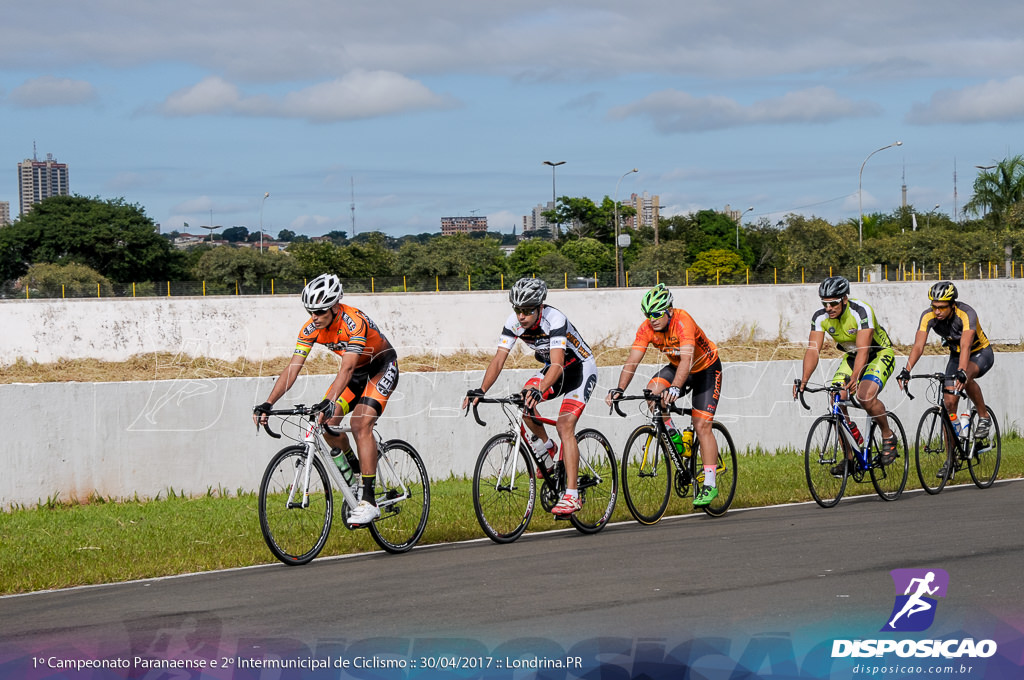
[{"xmin": 605, "ymin": 284, "xmax": 724, "ymax": 507}]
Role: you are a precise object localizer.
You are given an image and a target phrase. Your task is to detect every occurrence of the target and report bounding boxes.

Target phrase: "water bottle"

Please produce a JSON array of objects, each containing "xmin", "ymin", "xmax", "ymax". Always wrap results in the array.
[
  {"xmin": 681, "ymin": 429, "xmax": 694, "ymax": 457},
  {"xmin": 846, "ymin": 418, "xmax": 864, "ymax": 447},
  {"xmin": 331, "ymin": 448, "xmax": 356, "ymax": 486},
  {"xmin": 949, "ymin": 413, "xmax": 962, "ymax": 437},
  {"xmin": 958, "ymin": 413, "xmax": 971, "ymax": 439},
  {"xmin": 531, "ymin": 436, "xmax": 556, "ymax": 471},
  {"xmin": 668, "ymin": 428, "xmax": 685, "ymax": 456}
]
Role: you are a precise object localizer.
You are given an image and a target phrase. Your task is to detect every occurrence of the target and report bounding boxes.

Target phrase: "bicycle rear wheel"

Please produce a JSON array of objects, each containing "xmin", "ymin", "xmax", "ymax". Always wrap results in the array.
[
  {"xmin": 869, "ymin": 413, "xmax": 909, "ymax": 501},
  {"xmin": 473, "ymin": 433, "xmax": 536, "ymax": 544},
  {"xmin": 692, "ymin": 422, "xmax": 738, "ymax": 517},
  {"xmin": 620, "ymin": 424, "xmax": 671, "ymax": 525},
  {"xmin": 368, "ymin": 439, "xmax": 430, "ymax": 553},
  {"xmin": 569, "ymin": 428, "xmax": 618, "ymax": 534},
  {"xmin": 804, "ymin": 416, "xmax": 847, "ymax": 508},
  {"xmin": 915, "ymin": 407, "xmax": 951, "ymax": 494},
  {"xmin": 258, "ymin": 445, "xmax": 334, "ymax": 565},
  {"xmin": 968, "ymin": 410, "xmax": 1001, "ymax": 489}
]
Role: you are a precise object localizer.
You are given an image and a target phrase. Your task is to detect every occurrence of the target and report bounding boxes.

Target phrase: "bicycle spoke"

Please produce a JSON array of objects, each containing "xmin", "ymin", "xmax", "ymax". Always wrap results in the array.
[
  {"xmin": 869, "ymin": 413, "xmax": 908, "ymax": 501},
  {"xmin": 804, "ymin": 417, "xmax": 847, "ymax": 508},
  {"xmin": 258, "ymin": 446, "xmax": 333, "ymax": 565},
  {"xmin": 915, "ymin": 408, "xmax": 950, "ymax": 494},
  {"xmin": 368, "ymin": 440, "xmax": 430, "ymax": 554},
  {"xmin": 473, "ymin": 434, "xmax": 536, "ymax": 543},
  {"xmin": 569, "ymin": 429, "xmax": 618, "ymax": 534},
  {"xmin": 621, "ymin": 425, "xmax": 671, "ymax": 525},
  {"xmin": 967, "ymin": 410, "xmax": 1001, "ymax": 489}
]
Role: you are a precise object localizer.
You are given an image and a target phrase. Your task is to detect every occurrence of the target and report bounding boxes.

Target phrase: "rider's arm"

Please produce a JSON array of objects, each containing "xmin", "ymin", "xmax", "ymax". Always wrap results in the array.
[
  {"xmin": 479, "ymin": 347, "xmax": 510, "ymax": 393},
  {"xmin": 671, "ymin": 344, "xmax": 696, "ymax": 390},
  {"xmin": 904, "ymin": 329, "xmax": 928, "ymax": 372},
  {"xmin": 615, "ymin": 347, "xmax": 647, "ymax": 390},
  {"xmin": 797, "ymin": 330, "xmax": 825, "ymax": 391},
  {"xmin": 254, "ymin": 353, "xmax": 308, "ymax": 423}
]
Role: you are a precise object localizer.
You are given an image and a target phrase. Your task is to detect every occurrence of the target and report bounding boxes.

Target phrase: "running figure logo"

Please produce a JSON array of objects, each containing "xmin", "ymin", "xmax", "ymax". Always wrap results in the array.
[{"xmin": 882, "ymin": 568, "xmax": 949, "ymax": 632}]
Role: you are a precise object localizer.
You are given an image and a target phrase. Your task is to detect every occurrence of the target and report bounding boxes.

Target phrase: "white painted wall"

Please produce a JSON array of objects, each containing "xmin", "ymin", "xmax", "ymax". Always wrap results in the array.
[
  {"xmin": 2, "ymin": 279, "xmax": 1022, "ymax": 364},
  {"xmin": 2, "ymin": 353, "xmax": 1020, "ymax": 508}
]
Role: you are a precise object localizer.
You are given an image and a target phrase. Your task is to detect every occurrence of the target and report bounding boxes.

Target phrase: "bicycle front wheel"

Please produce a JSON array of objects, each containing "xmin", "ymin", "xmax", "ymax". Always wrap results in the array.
[
  {"xmin": 692, "ymin": 422, "xmax": 738, "ymax": 517},
  {"xmin": 368, "ymin": 439, "xmax": 430, "ymax": 554},
  {"xmin": 869, "ymin": 413, "xmax": 909, "ymax": 501},
  {"xmin": 258, "ymin": 445, "xmax": 334, "ymax": 565},
  {"xmin": 569, "ymin": 428, "xmax": 618, "ymax": 534},
  {"xmin": 472, "ymin": 433, "xmax": 536, "ymax": 544},
  {"xmin": 804, "ymin": 416, "xmax": 847, "ymax": 508},
  {"xmin": 915, "ymin": 407, "xmax": 951, "ymax": 494},
  {"xmin": 968, "ymin": 410, "xmax": 1001, "ymax": 489},
  {"xmin": 620, "ymin": 424, "xmax": 671, "ymax": 525}
]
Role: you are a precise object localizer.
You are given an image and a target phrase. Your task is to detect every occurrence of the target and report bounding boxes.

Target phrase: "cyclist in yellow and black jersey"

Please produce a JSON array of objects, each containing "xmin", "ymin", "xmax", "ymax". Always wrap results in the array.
[
  {"xmin": 897, "ymin": 281, "xmax": 993, "ymax": 441},
  {"xmin": 793, "ymin": 276, "xmax": 899, "ymax": 475}
]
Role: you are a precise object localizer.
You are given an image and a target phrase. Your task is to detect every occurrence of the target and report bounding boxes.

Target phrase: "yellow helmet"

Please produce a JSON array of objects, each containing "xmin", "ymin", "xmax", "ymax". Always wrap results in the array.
[{"xmin": 928, "ymin": 281, "xmax": 958, "ymax": 302}]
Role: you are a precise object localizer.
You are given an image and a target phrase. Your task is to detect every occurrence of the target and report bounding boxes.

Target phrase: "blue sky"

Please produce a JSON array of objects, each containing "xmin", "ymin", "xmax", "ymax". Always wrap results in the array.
[{"xmin": 2, "ymin": 1, "xmax": 1022, "ymax": 238}]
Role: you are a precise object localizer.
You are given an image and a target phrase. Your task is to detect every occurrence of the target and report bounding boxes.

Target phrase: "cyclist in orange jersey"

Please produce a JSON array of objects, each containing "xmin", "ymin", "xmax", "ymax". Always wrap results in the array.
[
  {"xmin": 605, "ymin": 283, "xmax": 723, "ymax": 507},
  {"xmin": 252, "ymin": 273, "xmax": 398, "ymax": 527}
]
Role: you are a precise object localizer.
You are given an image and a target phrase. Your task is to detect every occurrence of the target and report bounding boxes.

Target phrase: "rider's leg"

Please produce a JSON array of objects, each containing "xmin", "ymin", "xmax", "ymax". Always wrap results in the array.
[
  {"xmin": 857, "ymin": 378, "xmax": 893, "ymax": 440},
  {"xmin": 555, "ymin": 410, "xmax": 580, "ymax": 491}
]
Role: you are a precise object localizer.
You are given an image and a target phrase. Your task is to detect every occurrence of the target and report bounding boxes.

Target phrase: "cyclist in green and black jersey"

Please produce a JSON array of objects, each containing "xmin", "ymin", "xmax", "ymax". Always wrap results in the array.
[{"xmin": 793, "ymin": 276, "xmax": 899, "ymax": 476}]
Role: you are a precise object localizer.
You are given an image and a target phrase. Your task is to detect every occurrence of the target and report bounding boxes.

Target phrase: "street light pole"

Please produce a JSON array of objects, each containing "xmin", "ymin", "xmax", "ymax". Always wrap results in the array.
[
  {"xmin": 259, "ymin": 192, "xmax": 270, "ymax": 253},
  {"xmin": 736, "ymin": 206, "xmax": 754, "ymax": 249},
  {"xmin": 542, "ymin": 161, "xmax": 565, "ymax": 238},
  {"xmin": 859, "ymin": 141, "xmax": 902, "ymax": 246},
  {"xmin": 614, "ymin": 168, "xmax": 638, "ymax": 287}
]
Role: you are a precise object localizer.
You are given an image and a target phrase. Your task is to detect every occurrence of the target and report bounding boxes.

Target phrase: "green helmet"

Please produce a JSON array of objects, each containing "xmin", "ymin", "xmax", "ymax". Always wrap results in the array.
[{"xmin": 641, "ymin": 284, "xmax": 674, "ymax": 318}]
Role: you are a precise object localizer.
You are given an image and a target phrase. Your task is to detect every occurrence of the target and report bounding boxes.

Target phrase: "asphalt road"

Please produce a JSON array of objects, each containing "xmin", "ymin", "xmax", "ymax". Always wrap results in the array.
[{"xmin": 1, "ymin": 479, "xmax": 1021, "ymax": 674}]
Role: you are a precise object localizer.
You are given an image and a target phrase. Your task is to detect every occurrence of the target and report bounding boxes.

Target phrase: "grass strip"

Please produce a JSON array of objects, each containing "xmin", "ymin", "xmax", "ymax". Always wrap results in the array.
[{"xmin": 2, "ymin": 439, "xmax": 1021, "ymax": 596}]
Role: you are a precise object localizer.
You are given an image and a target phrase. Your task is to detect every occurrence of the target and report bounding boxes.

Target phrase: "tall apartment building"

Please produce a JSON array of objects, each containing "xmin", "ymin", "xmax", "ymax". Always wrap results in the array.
[
  {"xmin": 18, "ymin": 153, "xmax": 69, "ymax": 217},
  {"xmin": 627, "ymin": 191, "xmax": 660, "ymax": 230},
  {"xmin": 440, "ymin": 215, "xmax": 487, "ymax": 235},
  {"xmin": 0, "ymin": 201, "xmax": 10, "ymax": 226},
  {"xmin": 522, "ymin": 201, "xmax": 555, "ymax": 237}
]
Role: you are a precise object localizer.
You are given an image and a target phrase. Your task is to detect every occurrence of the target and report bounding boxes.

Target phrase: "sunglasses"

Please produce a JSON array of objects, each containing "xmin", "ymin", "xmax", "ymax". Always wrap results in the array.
[
  {"xmin": 930, "ymin": 303, "xmax": 951, "ymax": 311},
  {"xmin": 513, "ymin": 306, "xmax": 539, "ymax": 316},
  {"xmin": 645, "ymin": 311, "xmax": 668, "ymax": 321},
  {"xmin": 309, "ymin": 308, "xmax": 332, "ymax": 317},
  {"xmin": 821, "ymin": 299, "xmax": 843, "ymax": 308}
]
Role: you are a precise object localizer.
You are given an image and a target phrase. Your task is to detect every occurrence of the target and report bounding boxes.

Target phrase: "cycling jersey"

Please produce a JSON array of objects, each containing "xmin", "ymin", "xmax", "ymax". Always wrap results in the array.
[
  {"xmin": 917, "ymin": 301, "xmax": 990, "ymax": 354},
  {"xmin": 631, "ymin": 308, "xmax": 719, "ymax": 373},
  {"xmin": 295, "ymin": 304, "xmax": 397, "ymax": 376},
  {"xmin": 498, "ymin": 305, "xmax": 593, "ymax": 367},
  {"xmin": 810, "ymin": 298, "xmax": 893, "ymax": 360}
]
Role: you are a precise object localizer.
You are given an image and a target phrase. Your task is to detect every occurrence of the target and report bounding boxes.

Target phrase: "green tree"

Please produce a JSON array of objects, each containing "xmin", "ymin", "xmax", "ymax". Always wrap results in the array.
[
  {"xmin": 21, "ymin": 262, "xmax": 112, "ymax": 298},
  {"xmin": 964, "ymin": 155, "xmax": 1024, "ymax": 272},
  {"xmin": 0, "ymin": 195, "xmax": 181, "ymax": 283},
  {"xmin": 192, "ymin": 247, "xmax": 302, "ymax": 292},
  {"xmin": 559, "ymin": 237, "xmax": 613, "ymax": 275},
  {"xmin": 221, "ymin": 226, "xmax": 249, "ymax": 242},
  {"xmin": 507, "ymin": 239, "xmax": 558, "ymax": 278},
  {"xmin": 687, "ymin": 249, "xmax": 747, "ymax": 284},
  {"xmin": 396, "ymin": 235, "xmax": 508, "ymax": 285},
  {"xmin": 277, "ymin": 229, "xmax": 296, "ymax": 242},
  {"xmin": 778, "ymin": 214, "xmax": 860, "ymax": 279},
  {"xmin": 627, "ymin": 241, "xmax": 692, "ymax": 286}
]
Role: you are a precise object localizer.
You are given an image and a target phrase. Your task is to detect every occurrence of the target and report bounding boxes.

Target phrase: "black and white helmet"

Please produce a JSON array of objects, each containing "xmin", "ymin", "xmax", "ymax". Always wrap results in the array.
[
  {"xmin": 508, "ymin": 277, "xmax": 547, "ymax": 308},
  {"xmin": 301, "ymin": 274, "xmax": 343, "ymax": 312},
  {"xmin": 818, "ymin": 276, "xmax": 850, "ymax": 299}
]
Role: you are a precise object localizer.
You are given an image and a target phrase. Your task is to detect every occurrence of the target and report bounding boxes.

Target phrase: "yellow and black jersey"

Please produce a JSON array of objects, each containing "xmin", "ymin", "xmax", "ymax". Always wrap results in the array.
[{"xmin": 917, "ymin": 301, "xmax": 989, "ymax": 354}]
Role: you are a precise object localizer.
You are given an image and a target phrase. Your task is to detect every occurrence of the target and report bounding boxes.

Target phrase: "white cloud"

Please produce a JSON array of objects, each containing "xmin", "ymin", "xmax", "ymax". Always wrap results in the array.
[
  {"xmin": 9, "ymin": 76, "xmax": 97, "ymax": 107},
  {"xmin": 156, "ymin": 71, "xmax": 456, "ymax": 121},
  {"xmin": 609, "ymin": 86, "xmax": 879, "ymax": 133},
  {"xmin": 907, "ymin": 76, "xmax": 1024, "ymax": 124}
]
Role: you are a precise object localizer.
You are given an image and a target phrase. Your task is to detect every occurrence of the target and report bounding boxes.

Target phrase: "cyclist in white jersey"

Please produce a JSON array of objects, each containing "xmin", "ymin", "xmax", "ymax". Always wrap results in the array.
[{"xmin": 462, "ymin": 278, "xmax": 598, "ymax": 517}]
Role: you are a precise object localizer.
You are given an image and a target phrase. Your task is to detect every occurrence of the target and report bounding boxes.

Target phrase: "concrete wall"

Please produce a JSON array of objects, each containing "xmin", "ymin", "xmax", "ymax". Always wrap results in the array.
[
  {"xmin": 2, "ymin": 279, "xmax": 1022, "ymax": 364},
  {"xmin": 3, "ymin": 353, "xmax": 1021, "ymax": 508}
]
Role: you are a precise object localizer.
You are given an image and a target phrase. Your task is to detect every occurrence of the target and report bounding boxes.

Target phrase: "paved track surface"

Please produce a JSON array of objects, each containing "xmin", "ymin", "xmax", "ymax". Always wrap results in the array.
[{"xmin": 2, "ymin": 481, "xmax": 1021, "ymax": 663}]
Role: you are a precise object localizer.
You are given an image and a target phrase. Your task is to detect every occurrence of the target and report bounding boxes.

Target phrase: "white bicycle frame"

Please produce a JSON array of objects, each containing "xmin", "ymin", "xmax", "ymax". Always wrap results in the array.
[{"xmin": 283, "ymin": 416, "xmax": 412, "ymax": 513}]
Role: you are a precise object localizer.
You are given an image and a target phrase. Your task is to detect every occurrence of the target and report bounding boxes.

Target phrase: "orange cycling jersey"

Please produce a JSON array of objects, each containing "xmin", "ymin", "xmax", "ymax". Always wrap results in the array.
[
  {"xmin": 294, "ymin": 303, "xmax": 396, "ymax": 374},
  {"xmin": 631, "ymin": 308, "xmax": 718, "ymax": 373}
]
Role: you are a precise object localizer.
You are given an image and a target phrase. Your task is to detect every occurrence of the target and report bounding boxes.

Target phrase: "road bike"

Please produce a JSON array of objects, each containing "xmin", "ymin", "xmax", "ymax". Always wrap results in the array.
[
  {"xmin": 612, "ymin": 390, "xmax": 737, "ymax": 524},
  {"xmin": 466, "ymin": 393, "xmax": 617, "ymax": 543},
  {"xmin": 905, "ymin": 372, "xmax": 1001, "ymax": 494},
  {"xmin": 796, "ymin": 382, "xmax": 909, "ymax": 508},
  {"xmin": 256, "ymin": 402, "xmax": 430, "ymax": 564}
]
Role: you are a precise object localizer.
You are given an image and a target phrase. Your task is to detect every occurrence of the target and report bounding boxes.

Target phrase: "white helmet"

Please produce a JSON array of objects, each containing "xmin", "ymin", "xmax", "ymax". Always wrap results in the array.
[
  {"xmin": 301, "ymin": 274, "xmax": 343, "ymax": 312},
  {"xmin": 508, "ymin": 277, "xmax": 547, "ymax": 308}
]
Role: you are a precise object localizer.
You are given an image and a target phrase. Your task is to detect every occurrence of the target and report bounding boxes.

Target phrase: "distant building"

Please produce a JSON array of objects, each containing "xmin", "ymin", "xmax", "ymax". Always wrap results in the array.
[
  {"xmin": 627, "ymin": 192, "xmax": 660, "ymax": 231},
  {"xmin": 441, "ymin": 215, "xmax": 487, "ymax": 235},
  {"xmin": 522, "ymin": 201, "xmax": 555, "ymax": 238},
  {"xmin": 18, "ymin": 153, "xmax": 69, "ymax": 217},
  {"xmin": 0, "ymin": 201, "xmax": 10, "ymax": 226}
]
